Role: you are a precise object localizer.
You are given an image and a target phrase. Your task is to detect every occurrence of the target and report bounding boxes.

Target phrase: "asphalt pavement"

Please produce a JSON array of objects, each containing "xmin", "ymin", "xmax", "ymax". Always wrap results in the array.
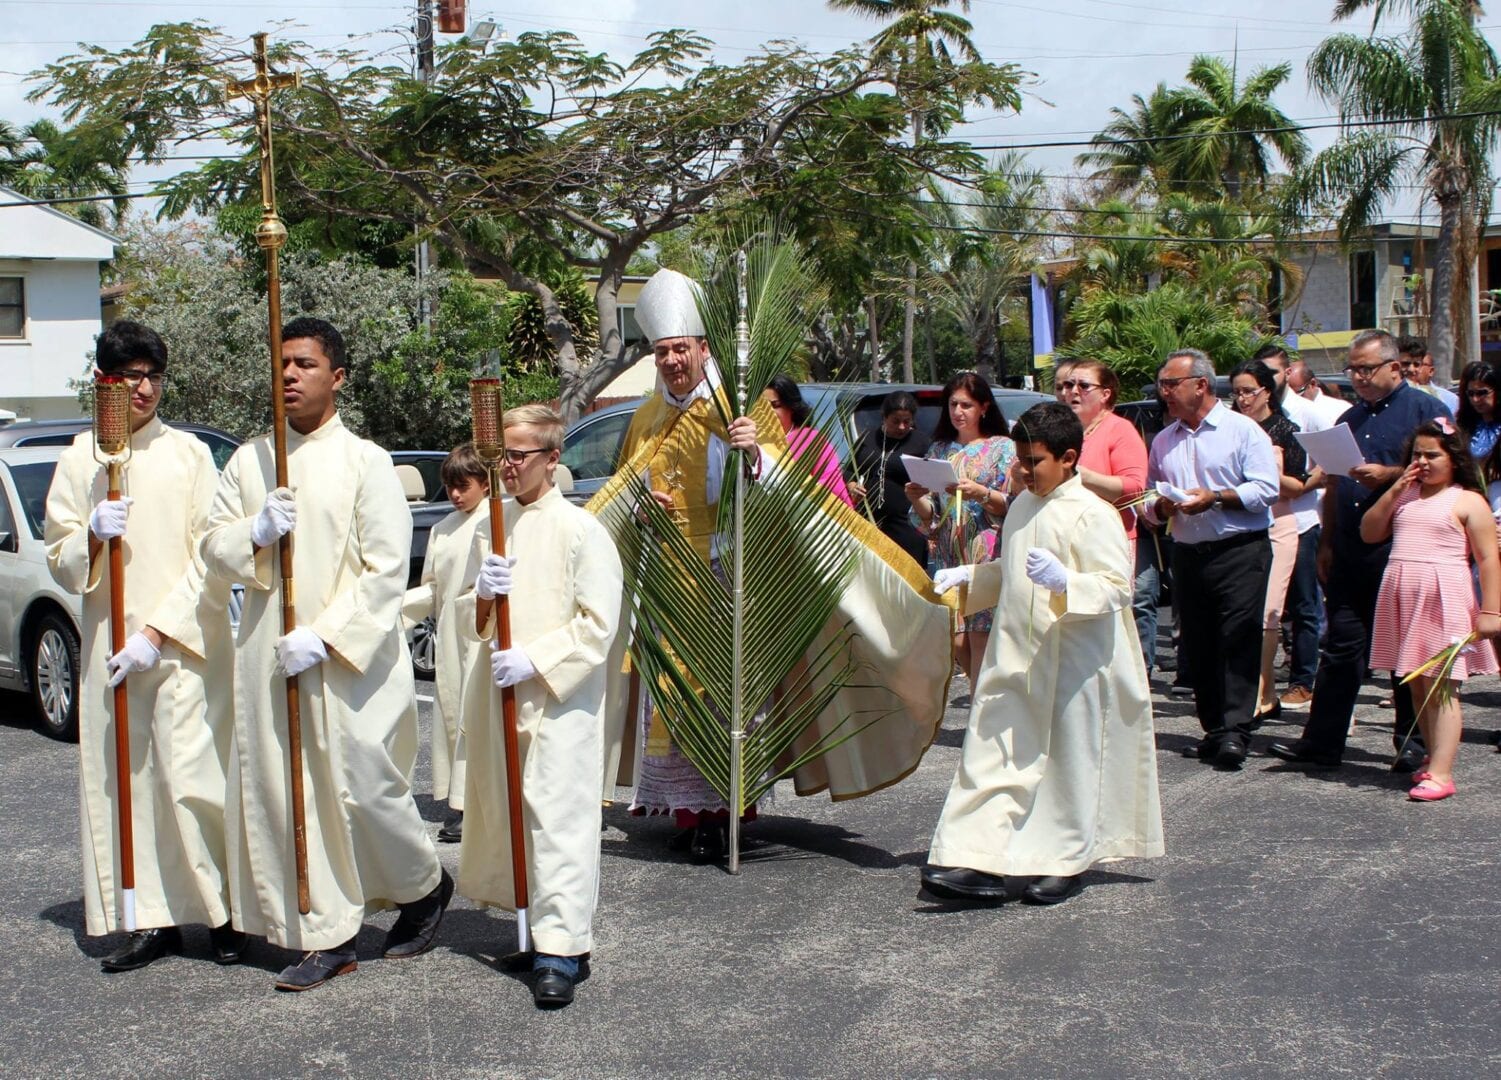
[{"xmin": 1, "ymin": 647, "xmax": 1499, "ymax": 1079}]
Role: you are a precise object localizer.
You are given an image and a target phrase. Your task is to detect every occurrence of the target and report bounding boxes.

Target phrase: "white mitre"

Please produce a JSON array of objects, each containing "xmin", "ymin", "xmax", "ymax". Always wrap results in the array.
[{"xmin": 635, "ymin": 268, "xmax": 706, "ymax": 343}]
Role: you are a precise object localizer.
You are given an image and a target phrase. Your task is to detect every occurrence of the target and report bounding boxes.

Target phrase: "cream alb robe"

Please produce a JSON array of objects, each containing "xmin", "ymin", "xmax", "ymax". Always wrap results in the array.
[
  {"xmin": 45, "ymin": 417, "xmax": 234, "ymax": 935},
  {"xmin": 455, "ymin": 486, "xmax": 624, "ymax": 957},
  {"xmin": 402, "ymin": 503, "xmax": 489, "ymax": 808},
  {"xmin": 929, "ymin": 474, "xmax": 1164, "ymax": 877},
  {"xmin": 201, "ymin": 414, "xmax": 441, "ymax": 950}
]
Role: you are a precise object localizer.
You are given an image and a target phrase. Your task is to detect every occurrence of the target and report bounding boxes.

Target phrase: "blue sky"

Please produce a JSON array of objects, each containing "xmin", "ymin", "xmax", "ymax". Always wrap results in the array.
[{"xmin": 4, "ymin": 0, "xmax": 1499, "ymax": 223}]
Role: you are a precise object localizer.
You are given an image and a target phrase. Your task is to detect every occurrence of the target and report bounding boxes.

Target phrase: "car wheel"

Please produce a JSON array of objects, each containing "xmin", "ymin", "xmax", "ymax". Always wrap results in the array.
[
  {"xmin": 410, "ymin": 615, "xmax": 436, "ymax": 681},
  {"xmin": 30, "ymin": 610, "xmax": 80, "ymax": 741}
]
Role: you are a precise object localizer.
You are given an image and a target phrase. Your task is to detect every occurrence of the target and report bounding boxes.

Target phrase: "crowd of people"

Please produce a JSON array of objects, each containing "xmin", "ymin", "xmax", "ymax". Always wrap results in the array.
[{"xmin": 43, "ymin": 263, "xmax": 1501, "ymax": 1014}]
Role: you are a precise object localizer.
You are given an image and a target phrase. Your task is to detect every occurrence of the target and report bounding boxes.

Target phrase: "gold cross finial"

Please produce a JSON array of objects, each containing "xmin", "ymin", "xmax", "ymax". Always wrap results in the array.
[{"xmin": 227, "ymin": 32, "xmax": 302, "ymax": 252}]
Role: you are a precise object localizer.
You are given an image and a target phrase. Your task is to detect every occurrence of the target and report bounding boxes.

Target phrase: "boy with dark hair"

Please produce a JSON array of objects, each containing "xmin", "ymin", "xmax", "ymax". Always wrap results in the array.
[
  {"xmin": 920, "ymin": 402, "xmax": 1163, "ymax": 906},
  {"xmin": 402, "ymin": 442, "xmax": 492, "ymax": 842},
  {"xmin": 46, "ymin": 319, "xmax": 241, "ymax": 970},
  {"xmin": 202, "ymin": 317, "xmax": 449, "ymax": 991}
]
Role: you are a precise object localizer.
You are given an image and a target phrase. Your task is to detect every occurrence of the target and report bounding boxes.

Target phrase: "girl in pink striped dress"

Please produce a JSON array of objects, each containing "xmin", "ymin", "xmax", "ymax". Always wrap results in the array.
[{"xmin": 1364, "ymin": 419, "xmax": 1501, "ymax": 802}]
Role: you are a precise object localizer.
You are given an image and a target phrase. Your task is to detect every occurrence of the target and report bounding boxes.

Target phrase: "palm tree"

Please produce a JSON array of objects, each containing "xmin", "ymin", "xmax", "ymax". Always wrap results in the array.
[
  {"xmin": 1290, "ymin": 0, "xmax": 1501, "ymax": 376},
  {"xmin": 1078, "ymin": 57, "xmax": 1307, "ymax": 200},
  {"xmin": 829, "ymin": 1, "xmax": 982, "ymax": 381},
  {"xmin": 922, "ymin": 153, "xmax": 1049, "ymax": 377},
  {"xmin": 1075, "ymin": 85, "xmax": 1183, "ymax": 195},
  {"xmin": 0, "ymin": 118, "xmax": 129, "ymax": 228},
  {"xmin": 1167, "ymin": 56, "xmax": 1309, "ymax": 199}
]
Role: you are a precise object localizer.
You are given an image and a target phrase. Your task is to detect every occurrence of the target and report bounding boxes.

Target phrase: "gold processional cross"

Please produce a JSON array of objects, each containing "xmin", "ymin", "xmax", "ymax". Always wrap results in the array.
[{"xmin": 227, "ymin": 32, "xmax": 301, "ymax": 257}]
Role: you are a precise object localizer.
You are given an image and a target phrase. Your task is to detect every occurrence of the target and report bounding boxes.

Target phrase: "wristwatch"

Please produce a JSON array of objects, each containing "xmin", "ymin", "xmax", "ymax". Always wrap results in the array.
[{"xmin": 1211, "ymin": 491, "xmax": 1225, "ymax": 508}]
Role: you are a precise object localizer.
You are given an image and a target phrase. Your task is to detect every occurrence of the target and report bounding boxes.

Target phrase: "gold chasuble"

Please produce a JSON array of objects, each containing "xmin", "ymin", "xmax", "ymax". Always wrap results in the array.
[{"xmin": 589, "ymin": 385, "xmax": 957, "ymax": 804}]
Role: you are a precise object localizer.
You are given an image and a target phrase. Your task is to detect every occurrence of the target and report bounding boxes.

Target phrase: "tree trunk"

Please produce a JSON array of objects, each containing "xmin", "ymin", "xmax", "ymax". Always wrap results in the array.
[
  {"xmin": 867, "ymin": 295, "xmax": 882, "ymax": 381},
  {"xmin": 902, "ymin": 107, "xmax": 924, "ymax": 384},
  {"xmin": 1432, "ymin": 192, "xmax": 1463, "ymax": 380},
  {"xmin": 924, "ymin": 305, "xmax": 936, "ymax": 383}
]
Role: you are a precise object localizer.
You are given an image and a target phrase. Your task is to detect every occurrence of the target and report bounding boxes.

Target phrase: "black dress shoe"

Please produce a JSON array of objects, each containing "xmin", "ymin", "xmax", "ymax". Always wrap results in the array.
[
  {"xmin": 533, "ymin": 957, "xmax": 591, "ymax": 1009},
  {"xmin": 1265, "ymin": 739, "xmax": 1341, "ymax": 768},
  {"xmin": 1023, "ymin": 874, "xmax": 1084, "ymax": 905},
  {"xmin": 438, "ymin": 810, "xmax": 463, "ymax": 844},
  {"xmin": 666, "ymin": 827, "xmax": 695, "ymax": 853},
  {"xmin": 383, "ymin": 868, "xmax": 455, "ymax": 958},
  {"xmin": 919, "ymin": 866, "xmax": 1011, "ymax": 903},
  {"xmin": 208, "ymin": 922, "xmax": 247, "ymax": 965},
  {"xmin": 689, "ymin": 819, "xmax": 727, "ymax": 864},
  {"xmin": 101, "ymin": 926, "xmax": 181, "ymax": 972},
  {"xmin": 1249, "ymin": 701, "xmax": 1281, "ymax": 728},
  {"xmin": 274, "ymin": 939, "xmax": 358, "ymax": 992},
  {"xmin": 1181, "ymin": 736, "xmax": 1218, "ymax": 760},
  {"xmin": 1214, "ymin": 733, "xmax": 1248, "ymax": 768},
  {"xmin": 1391, "ymin": 747, "xmax": 1425, "ymax": 774}
]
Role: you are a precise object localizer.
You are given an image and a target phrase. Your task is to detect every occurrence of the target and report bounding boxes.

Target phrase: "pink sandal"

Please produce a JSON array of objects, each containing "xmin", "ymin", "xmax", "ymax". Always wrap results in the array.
[{"xmin": 1408, "ymin": 777, "xmax": 1456, "ymax": 802}]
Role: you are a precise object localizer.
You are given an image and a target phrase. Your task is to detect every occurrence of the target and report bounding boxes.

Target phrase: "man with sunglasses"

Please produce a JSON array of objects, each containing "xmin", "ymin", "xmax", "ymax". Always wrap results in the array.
[
  {"xmin": 1143, "ymin": 348, "xmax": 1279, "ymax": 768},
  {"xmin": 201, "ymin": 317, "xmax": 449, "ymax": 991},
  {"xmin": 1268, "ymin": 329, "xmax": 1451, "ymax": 771},
  {"xmin": 45, "ymin": 320, "xmax": 240, "ymax": 972}
]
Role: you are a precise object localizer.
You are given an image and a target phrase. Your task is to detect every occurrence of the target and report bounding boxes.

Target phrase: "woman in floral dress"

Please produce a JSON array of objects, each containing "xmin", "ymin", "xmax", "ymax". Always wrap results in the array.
[{"xmin": 905, "ymin": 372, "xmax": 1018, "ymax": 684}]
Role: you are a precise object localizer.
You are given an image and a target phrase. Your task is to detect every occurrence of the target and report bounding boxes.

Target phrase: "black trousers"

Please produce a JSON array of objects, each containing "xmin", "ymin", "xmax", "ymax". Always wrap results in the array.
[
  {"xmin": 1173, "ymin": 530, "xmax": 1271, "ymax": 738},
  {"xmin": 1299, "ymin": 551, "xmax": 1417, "ymax": 759}
]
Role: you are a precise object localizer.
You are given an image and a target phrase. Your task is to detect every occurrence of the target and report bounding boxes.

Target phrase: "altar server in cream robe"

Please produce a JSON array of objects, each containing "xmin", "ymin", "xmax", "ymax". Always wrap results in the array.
[
  {"xmin": 458, "ymin": 404, "xmax": 625, "ymax": 1010},
  {"xmin": 401, "ymin": 443, "xmax": 492, "ymax": 843},
  {"xmin": 922, "ymin": 402, "xmax": 1164, "ymax": 907},
  {"xmin": 200, "ymin": 317, "xmax": 450, "ymax": 993},
  {"xmin": 45, "ymin": 320, "xmax": 242, "ymax": 973}
]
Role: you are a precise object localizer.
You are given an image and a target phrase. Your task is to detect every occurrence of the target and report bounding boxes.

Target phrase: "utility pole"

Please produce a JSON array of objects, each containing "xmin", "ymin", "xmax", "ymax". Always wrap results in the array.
[{"xmin": 414, "ymin": 0, "xmax": 436, "ymax": 327}]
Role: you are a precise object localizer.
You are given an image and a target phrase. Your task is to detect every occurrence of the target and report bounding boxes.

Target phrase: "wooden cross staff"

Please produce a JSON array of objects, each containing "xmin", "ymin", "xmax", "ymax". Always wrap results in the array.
[{"xmin": 227, "ymin": 33, "xmax": 312, "ymax": 916}]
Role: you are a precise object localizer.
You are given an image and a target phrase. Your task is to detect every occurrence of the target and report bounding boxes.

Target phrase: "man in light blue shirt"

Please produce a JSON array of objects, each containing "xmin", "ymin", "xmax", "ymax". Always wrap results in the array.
[{"xmin": 1145, "ymin": 348, "xmax": 1279, "ymax": 767}]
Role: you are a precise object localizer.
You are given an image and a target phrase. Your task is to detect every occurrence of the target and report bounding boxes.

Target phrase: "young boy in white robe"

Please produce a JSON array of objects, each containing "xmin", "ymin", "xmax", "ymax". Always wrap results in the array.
[
  {"xmin": 921, "ymin": 401, "xmax": 1164, "ymax": 906},
  {"xmin": 45, "ymin": 320, "xmax": 242, "ymax": 972},
  {"xmin": 456, "ymin": 404, "xmax": 625, "ymax": 1009},
  {"xmin": 201, "ymin": 317, "xmax": 449, "ymax": 991},
  {"xmin": 402, "ymin": 443, "xmax": 491, "ymax": 842}
]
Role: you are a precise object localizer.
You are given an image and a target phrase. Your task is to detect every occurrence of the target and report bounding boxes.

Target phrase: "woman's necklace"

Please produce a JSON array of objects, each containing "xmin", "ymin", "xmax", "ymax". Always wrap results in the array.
[
  {"xmin": 1083, "ymin": 413, "xmax": 1106, "ymax": 439},
  {"xmin": 874, "ymin": 432, "xmax": 897, "ymax": 509}
]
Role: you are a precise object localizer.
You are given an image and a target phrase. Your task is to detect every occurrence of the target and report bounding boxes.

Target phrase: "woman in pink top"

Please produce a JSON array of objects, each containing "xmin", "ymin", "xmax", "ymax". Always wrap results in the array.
[
  {"xmin": 763, "ymin": 375, "xmax": 854, "ymax": 508},
  {"xmin": 1363, "ymin": 419, "xmax": 1501, "ymax": 802},
  {"xmin": 1052, "ymin": 359, "xmax": 1148, "ymax": 539}
]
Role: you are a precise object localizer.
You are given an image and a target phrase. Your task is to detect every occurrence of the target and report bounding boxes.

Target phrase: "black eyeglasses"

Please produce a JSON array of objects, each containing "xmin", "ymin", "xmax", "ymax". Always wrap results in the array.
[
  {"xmin": 1056, "ymin": 380, "xmax": 1100, "ymax": 393},
  {"xmin": 118, "ymin": 371, "xmax": 166, "ymax": 390},
  {"xmin": 502, "ymin": 447, "xmax": 550, "ymax": 466},
  {"xmin": 1156, "ymin": 376, "xmax": 1202, "ymax": 391},
  {"xmin": 1344, "ymin": 362, "xmax": 1394, "ymax": 378}
]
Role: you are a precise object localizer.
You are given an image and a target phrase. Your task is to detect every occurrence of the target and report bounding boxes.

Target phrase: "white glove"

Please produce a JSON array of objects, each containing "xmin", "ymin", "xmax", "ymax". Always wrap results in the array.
[
  {"xmin": 490, "ymin": 644, "xmax": 537, "ymax": 689},
  {"xmin": 105, "ymin": 631, "xmax": 160, "ymax": 688},
  {"xmin": 1025, "ymin": 548, "xmax": 1069, "ymax": 594},
  {"xmin": 475, "ymin": 554, "xmax": 515, "ymax": 600},
  {"xmin": 932, "ymin": 566, "xmax": 972, "ymax": 595},
  {"xmin": 89, "ymin": 497, "xmax": 133, "ymax": 540},
  {"xmin": 274, "ymin": 626, "xmax": 328, "ymax": 677},
  {"xmin": 251, "ymin": 487, "xmax": 298, "ymax": 548}
]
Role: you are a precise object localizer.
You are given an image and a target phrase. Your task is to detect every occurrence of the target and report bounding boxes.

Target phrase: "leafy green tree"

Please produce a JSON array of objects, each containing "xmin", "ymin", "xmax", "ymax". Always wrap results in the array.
[
  {"xmin": 1288, "ymin": 0, "xmax": 1501, "ymax": 376},
  {"xmin": 503, "ymin": 272, "xmax": 598, "ymax": 373},
  {"xmin": 34, "ymin": 24, "xmax": 1020, "ymax": 417},
  {"xmin": 101, "ymin": 219, "xmax": 532, "ymax": 448},
  {"xmin": 1076, "ymin": 85, "xmax": 1187, "ymax": 196},
  {"xmin": 1057, "ymin": 281, "xmax": 1273, "ymax": 389},
  {"xmin": 827, "ymin": 1, "xmax": 1021, "ymax": 380}
]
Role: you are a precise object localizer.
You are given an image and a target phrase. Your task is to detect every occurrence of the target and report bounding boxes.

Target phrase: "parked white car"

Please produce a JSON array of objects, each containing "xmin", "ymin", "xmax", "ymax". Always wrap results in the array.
[{"xmin": 0, "ymin": 444, "xmax": 241, "ymax": 740}]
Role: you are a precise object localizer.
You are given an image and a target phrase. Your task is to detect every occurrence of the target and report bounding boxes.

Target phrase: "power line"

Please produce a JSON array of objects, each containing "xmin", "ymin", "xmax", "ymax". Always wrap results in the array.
[{"xmin": 961, "ymin": 108, "xmax": 1501, "ymax": 152}]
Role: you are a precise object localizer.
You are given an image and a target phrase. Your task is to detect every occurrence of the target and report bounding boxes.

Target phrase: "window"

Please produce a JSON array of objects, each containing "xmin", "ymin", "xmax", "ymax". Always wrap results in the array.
[
  {"xmin": 560, "ymin": 410, "xmax": 635, "ymax": 480},
  {"xmin": 1349, "ymin": 251, "xmax": 1376, "ymax": 331},
  {"xmin": 618, "ymin": 305, "xmax": 645, "ymax": 347},
  {"xmin": 0, "ymin": 277, "xmax": 23, "ymax": 338}
]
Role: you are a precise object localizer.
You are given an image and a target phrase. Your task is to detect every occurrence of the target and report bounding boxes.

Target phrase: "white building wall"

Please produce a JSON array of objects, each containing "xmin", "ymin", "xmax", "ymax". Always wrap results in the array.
[
  {"xmin": 0, "ymin": 259, "xmax": 103, "ymax": 421},
  {"xmin": 1281, "ymin": 249, "xmax": 1350, "ymax": 336}
]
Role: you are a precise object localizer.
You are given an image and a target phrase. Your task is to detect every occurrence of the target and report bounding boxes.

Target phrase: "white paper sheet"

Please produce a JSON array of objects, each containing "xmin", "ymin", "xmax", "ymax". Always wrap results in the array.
[
  {"xmin": 901, "ymin": 454, "xmax": 961, "ymax": 492},
  {"xmin": 1294, "ymin": 422, "xmax": 1366, "ymax": 476},
  {"xmin": 1155, "ymin": 480, "xmax": 1193, "ymax": 504}
]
